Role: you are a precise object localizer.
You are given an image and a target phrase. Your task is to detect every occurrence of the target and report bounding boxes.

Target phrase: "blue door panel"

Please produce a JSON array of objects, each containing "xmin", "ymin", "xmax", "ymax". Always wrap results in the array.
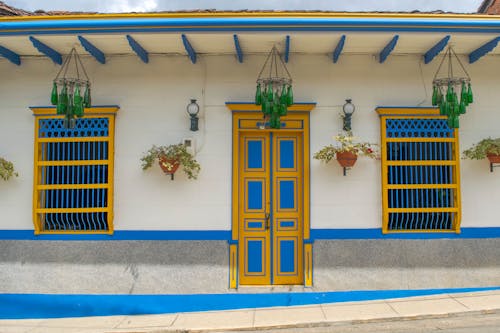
[
  {"xmin": 279, "ymin": 140, "xmax": 294, "ymax": 169},
  {"xmin": 279, "ymin": 239, "xmax": 295, "ymax": 273},
  {"xmin": 247, "ymin": 181, "xmax": 263, "ymax": 210},
  {"xmin": 247, "ymin": 239, "xmax": 263, "ymax": 273},
  {"xmin": 279, "ymin": 180, "xmax": 295, "ymax": 209},
  {"xmin": 247, "ymin": 140, "xmax": 263, "ymax": 169}
]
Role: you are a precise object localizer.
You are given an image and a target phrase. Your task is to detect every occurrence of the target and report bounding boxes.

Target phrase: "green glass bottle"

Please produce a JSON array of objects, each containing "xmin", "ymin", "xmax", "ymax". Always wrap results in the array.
[
  {"xmin": 280, "ymin": 85, "xmax": 287, "ymax": 105},
  {"xmin": 57, "ymin": 83, "xmax": 68, "ymax": 115},
  {"xmin": 83, "ymin": 84, "xmax": 91, "ymax": 108},
  {"xmin": 266, "ymin": 84, "xmax": 273, "ymax": 101},
  {"xmin": 279, "ymin": 104, "xmax": 287, "ymax": 116},
  {"xmin": 263, "ymin": 99, "xmax": 271, "ymax": 115},
  {"xmin": 73, "ymin": 85, "xmax": 84, "ymax": 117},
  {"xmin": 432, "ymin": 85, "xmax": 438, "ymax": 106},
  {"xmin": 467, "ymin": 83, "xmax": 473, "ymax": 104},
  {"xmin": 446, "ymin": 84, "xmax": 453, "ymax": 103},
  {"xmin": 255, "ymin": 83, "xmax": 262, "ymax": 105},
  {"xmin": 51, "ymin": 82, "xmax": 58, "ymax": 106},
  {"xmin": 452, "ymin": 88, "xmax": 458, "ymax": 105},
  {"xmin": 459, "ymin": 101, "xmax": 466, "ymax": 115},
  {"xmin": 460, "ymin": 82, "xmax": 467, "ymax": 106},
  {"xmin": 286, "ymin": 85, "xmax": 293, "ymax": 106}
]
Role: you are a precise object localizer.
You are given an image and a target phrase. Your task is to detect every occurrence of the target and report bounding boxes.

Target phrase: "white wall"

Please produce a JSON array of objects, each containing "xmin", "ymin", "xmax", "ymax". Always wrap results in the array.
[{"xmin": 0, "ymin": 51, "xmax": 499, "ymax": 231}]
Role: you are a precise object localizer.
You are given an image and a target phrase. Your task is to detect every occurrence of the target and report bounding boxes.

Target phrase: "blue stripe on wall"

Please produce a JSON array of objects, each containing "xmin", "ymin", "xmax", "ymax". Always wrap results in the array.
[
  {"xmin": 0, "ymin": 228, "xmax": 499, "ymax": 241},
  {"xmin": 1, "ymin": 286, "xmax": 499, "ymax": 319}
]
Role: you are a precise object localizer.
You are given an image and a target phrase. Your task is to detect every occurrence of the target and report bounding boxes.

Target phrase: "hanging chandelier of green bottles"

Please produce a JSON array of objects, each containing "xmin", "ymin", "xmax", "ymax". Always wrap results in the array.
[
  {"xmin": 431, "ymin": 46, "xmax": 473, "ymax": 129},
  {"xmin": 255, "ymin": 46, "xmax": 293, "ymax": 129},
  {"xmin": 50, "ymin": 47, "xmax": 91, "ymax": 129}
]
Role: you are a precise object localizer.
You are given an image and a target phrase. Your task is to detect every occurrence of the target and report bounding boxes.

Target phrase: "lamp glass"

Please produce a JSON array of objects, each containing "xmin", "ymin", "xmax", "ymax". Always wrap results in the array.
[
  {"xmin": 343, "ymin": 99, "xmax": 355, "ymax": 115},
  {"xmin": 187, "ymin": 99, "xmax": 199, "ymax": 116}
]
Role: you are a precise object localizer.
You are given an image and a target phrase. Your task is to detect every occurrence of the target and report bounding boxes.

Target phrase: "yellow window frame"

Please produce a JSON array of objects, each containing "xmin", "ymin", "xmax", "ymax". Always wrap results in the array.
[
  {"xmin": 377, "ymin": 107, "xmax": 461, "ymax": 234},
  {"xmin": 31, "ymin": 106, "xmax": 119, "ymax": 235}
]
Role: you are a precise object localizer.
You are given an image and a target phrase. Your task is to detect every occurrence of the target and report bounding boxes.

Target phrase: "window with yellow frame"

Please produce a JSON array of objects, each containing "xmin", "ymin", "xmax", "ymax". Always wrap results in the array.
[
  {"xmin": 377, "ymin": 107, "xmax": 461, "ymax": 233},
  {"xmin": 31, "ymin": 107, "xmax": 118, "ymax": 234}
]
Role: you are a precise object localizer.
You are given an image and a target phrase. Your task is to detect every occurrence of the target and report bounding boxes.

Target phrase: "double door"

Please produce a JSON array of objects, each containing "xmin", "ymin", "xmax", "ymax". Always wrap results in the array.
[{"xmin": 238, "ymin": 130, "xmax": 304, "ymax": 285}]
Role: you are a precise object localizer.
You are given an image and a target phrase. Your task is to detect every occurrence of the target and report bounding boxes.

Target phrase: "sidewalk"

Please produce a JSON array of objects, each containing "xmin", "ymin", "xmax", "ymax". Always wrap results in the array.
[{"xmin": 1, "ymin": 290, "xmax": 499, "ymax": 333}]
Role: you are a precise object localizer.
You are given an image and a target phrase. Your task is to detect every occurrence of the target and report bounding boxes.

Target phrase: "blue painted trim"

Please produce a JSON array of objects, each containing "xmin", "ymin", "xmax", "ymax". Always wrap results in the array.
[
  {"xmin": 379, "ymin": 35, "xmax": 399, "ymax": 63},
  {"xmin": 77, "ymin": 36, "xmax": 105, "ymax": 64},
  {"xmin": 228, "ymin": 239, "xmax": 238, "ymax": 245},
  {"xmin": 1, "ymin": 287, "xmax": 499, "ymax": 319},
  {"xmin": 233, "ymin": 34, "xmax": 243, "ymax": 63},
  {"xmin": 469, "ymin": 36, "xmax": 500, "ymax": 64},
  {"xmin": 126, "ymin": 35, "xmax": 148, "ymax": 63},
  {"xmin": 0, "ymin": 230, "xmax": 231, "ymax": 241},
  {"xmin": 332, "ymin": 35, "xmax": 345, "ymax": 63},
  {"xmin": 181, "ymin": 34, "xmax": 197, "ymax": 64},
  {"xmin": 6, "ymin": 18, "xmax": 500, "ymax": 36},
  {"xmin": 0, "ymin": 43, "xmax": 20, "ymax": 65},
  {"xmin": 29, "ymin": 36, "xmax": 62, "ymax": 65},
  {"xmin": 1, "ymin": 228, "xmax": 498, "ymax": 241},
  {"xmin": 424, "ymin": 35, "xmax": 450, "ymax": 64},
  {"xmin": 311, "ymin": 228, "xmax": 500, "ymax": 240},
  {"xmin": 284, "ymin": 35, "xmax": 290, "ymax": 63}
]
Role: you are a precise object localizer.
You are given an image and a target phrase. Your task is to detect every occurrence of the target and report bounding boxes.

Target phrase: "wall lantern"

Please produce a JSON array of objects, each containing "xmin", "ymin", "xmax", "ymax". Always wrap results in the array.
[
  {"xmin": 255, "ymin": 46, "xmax": 293, "ymax": 129},
  {"xmin": 50, "ymin": 47, "xmax": 91, "ymax": 129},
  {"xmin": 342, "ymin": 99, "xmax": 355, "ymax": 132},
  {"xmin": 431, "ymin": 46, "xmax": 473, "ymax": 129},
  {"xmin": 187, "ymin": 99, "xmax": 199, "ymax": 131}
]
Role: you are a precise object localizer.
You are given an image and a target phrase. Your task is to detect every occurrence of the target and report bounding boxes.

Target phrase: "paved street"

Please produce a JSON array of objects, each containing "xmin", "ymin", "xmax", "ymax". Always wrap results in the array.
[{"xmin": 210, "ymin": 311, "xmax": 500, "ymax": 333}]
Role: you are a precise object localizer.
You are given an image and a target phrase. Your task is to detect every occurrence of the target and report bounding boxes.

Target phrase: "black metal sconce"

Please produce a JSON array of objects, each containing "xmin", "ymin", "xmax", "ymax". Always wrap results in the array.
[
  {"xmin": 342, "ymin": 99, "xmax": 355, "ymax": 132},
  {"xmin": 186, "ymin": 99, "xmax": 199, "ymax": 131}
]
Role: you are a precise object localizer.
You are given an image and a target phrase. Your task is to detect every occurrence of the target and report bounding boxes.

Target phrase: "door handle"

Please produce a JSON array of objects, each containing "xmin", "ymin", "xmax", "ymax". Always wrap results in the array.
[{"xmin": 265, "ymin": 213, "xmax": 270, "ymax": 230}]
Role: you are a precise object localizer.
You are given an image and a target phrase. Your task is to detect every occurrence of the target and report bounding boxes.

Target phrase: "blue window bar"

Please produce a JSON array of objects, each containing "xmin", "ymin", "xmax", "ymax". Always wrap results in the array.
[
  {"xmin": 382, "ymin": 116, "xmax": 460, "ymax": 233},
  {"xmin": 35, "ymin": 117, "xmax": 112, "ymax": 233}
]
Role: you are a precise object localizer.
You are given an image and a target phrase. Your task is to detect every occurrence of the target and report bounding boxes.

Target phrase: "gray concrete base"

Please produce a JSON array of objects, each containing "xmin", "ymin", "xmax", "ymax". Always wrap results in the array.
[
  {"xmin": 313, "ymin": 239, "xmax": 500, "ymax": 291},
  {"xmin": 0, "ymin": 239, "xmax": 498, "ymax": 294}
]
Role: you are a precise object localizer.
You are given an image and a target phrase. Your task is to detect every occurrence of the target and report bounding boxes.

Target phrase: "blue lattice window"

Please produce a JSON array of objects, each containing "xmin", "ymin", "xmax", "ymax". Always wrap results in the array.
[
  {"xmin": 378, "ymin": 108, "xmax": 461, "ymax": 233},
  {"xmin": 32, "ymin": 109, "xmax": 118, "ymax": 234}
]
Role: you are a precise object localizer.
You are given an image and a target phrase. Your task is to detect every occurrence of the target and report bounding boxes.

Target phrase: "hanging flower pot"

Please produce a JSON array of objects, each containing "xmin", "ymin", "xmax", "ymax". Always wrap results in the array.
[
  {"xmin": 140, "ymin": 144, "xmax": 201, "ymax": 180},
  {"xmin": 158, "ymin": 155, "xmax": 181, "ymax": 176},
  {"xmin": 487, "ymin": 154, "xmax": 500, "ymax": 164},
  {"xmin": 336, "ymin": 151, "xmax": 358, "ymax": 168}
]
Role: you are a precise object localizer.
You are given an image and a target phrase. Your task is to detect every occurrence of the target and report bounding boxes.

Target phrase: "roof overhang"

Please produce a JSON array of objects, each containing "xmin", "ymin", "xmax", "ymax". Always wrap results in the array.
[{"xmin": 1, "ymin": 12, "xmax": 500, "ymax": 66}]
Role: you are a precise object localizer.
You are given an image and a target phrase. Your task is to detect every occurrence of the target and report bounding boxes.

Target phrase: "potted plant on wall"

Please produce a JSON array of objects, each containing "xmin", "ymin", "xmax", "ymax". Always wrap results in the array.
[
  {"xmin": 463, "ymin": 137, "xmax": 500, "ymax": 164},
  {"xmin": 141, "ymin": 144, "xmax": 201, "ymax": 180},
  {"xmin": 0, "ymin": 156, "xmax": 18, "ymax": 181},
  {"xmin": 314, "ymin": 132, "xmax": 378, "ymax": 174}
]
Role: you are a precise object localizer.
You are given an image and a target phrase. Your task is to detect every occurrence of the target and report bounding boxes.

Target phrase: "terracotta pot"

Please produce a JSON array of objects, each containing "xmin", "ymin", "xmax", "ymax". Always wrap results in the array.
[
  {"xmin": 336, "ymin": 151, "xmax": 358, "ymax": 168},
  {"xmin": 158, "ymin": 155, "xmax": 180, "ymax": 175},
  {"xmin": 487, "ymin": 154, "xmax": 500, "ymax": 164}
]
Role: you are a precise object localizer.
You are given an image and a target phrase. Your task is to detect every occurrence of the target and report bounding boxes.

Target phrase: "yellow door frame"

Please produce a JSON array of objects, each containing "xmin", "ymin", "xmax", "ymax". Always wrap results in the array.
[{"xmin": 226, "ymin": 102, "xmax": 315, "ymax": 287}]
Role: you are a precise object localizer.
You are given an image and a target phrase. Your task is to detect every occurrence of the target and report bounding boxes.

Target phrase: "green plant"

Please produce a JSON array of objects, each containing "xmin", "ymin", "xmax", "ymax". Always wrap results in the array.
[
  {"xmin": 314, "ymin": 131, "xmax": 378, "ymax": 163},
  {"xmin": 0, "ymin": 157, "xmax": 18, "ymax": 181},
  {"xmin": 462, "ymin": 137, "xmax": 500, "ymax": 160},
  {"xmin": 141, "ymin": 144, "xmax": 201, "ymax": 179}
]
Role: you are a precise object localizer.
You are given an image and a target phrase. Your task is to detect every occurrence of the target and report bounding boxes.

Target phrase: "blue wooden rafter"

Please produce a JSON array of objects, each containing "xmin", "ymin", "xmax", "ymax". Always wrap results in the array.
[
  {"xmin": 181, "ymin": 34, "xmax": 197, "ymax": 64},
  {"xmin": 0, "ymin": 44, "xmax": 20, "ymax": 65},
  {"xmin": 29, "ymin": 36, "xmax": 62, "ymax": 65},
  {"xmin": 126, "ymin": 35, "xmax": 148, "ymax": 63},
  {"xmin": 379, "ymin": 35, "xmax": 399, "ymax": 63},
  {"xmin": 284, "ymin": 35, "xmax": 290, "ymax": 63},
  {"xmin": 233, "ymin": 34, "xmax": 243, "ymax": 63},
  {"xmin": 469, "ymin": 36, "xmax": 500, "ymax": 64},
  {"xmin": 333, "ymin": 35, "xmax": 346, "ymax": 63},
  {"xmin": 78, "ymin": 36, "xmax": 105, "ymax": 64},
  {"xmin": 423, "ymin": 35, "xmax": 450, "ymax": 64}
]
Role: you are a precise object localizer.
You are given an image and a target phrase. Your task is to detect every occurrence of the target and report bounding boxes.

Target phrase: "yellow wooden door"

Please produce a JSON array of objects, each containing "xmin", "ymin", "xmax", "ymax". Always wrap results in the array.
[{"xmin": 238, "ymin": 130, "xmax": 304, "ymax": 285}]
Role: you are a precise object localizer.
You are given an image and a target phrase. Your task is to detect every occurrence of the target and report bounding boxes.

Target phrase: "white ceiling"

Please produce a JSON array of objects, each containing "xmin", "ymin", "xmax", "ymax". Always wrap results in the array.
[{"xmin": 0, "ymin": 31, "xmax": 499, "ymax": 61}]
